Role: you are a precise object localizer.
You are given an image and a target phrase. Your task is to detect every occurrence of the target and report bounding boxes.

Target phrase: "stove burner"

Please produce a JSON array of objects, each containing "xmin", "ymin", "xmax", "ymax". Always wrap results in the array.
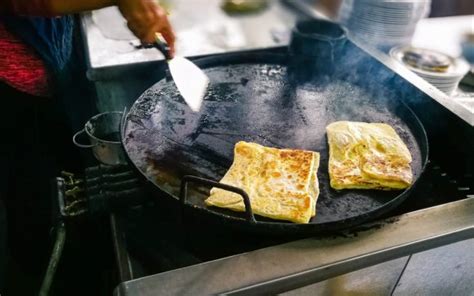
[{"xmin": 85, "ymin": 165, "xmax": 149, "ymax": 214}]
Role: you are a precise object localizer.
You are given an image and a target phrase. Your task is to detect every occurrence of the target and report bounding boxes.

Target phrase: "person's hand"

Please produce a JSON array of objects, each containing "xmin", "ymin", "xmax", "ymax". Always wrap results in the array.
[{"xmin": 117, "ymin": 0, "xmax": 176, "ymax": 56}]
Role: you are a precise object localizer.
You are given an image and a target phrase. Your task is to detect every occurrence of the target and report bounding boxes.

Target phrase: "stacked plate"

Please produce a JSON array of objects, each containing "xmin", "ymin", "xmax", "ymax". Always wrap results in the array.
[
  {"xmin": 391, "ymin": 46, "xmax": 471, "ymax": 95},
  {"xmin": 337, "ymin": 0, "xmax": 431, "ymax": 50}
]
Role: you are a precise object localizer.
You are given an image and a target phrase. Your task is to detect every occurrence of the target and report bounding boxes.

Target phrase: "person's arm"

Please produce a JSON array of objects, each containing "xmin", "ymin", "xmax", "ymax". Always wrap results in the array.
[{"xmin": 0, "ymin": 0, "xmax": 175, "ymax": 54}]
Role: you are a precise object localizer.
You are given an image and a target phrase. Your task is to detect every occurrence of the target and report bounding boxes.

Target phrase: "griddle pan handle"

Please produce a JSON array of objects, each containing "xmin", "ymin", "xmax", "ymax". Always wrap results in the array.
[
  {"xmin": 72, "ymin": 129, "xmax": 95, "ymax": 148},
  {"xmin": 179, "ymin": 175, "xmax": 256, "ymax": 223}
]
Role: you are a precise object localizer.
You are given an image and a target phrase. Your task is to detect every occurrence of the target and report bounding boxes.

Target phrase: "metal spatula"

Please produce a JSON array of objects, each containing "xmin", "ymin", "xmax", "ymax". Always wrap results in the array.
[{"xmin": 153, "ymin": 37, "xmax": 209, "ymax": 112}]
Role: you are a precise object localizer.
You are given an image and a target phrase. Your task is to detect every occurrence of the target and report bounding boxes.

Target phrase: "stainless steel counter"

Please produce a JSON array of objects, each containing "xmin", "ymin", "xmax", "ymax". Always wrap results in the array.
[
  {"xmin": 347, "ymin": 35, "xmax": 474, "ymax": 126},
  {"xmin": 80, "ymin": 0, "xmax": 298, "ymax": 70},
  {"xmin": 411, "ymin": 15, "xmax": 474, "ymax": 125},
  {"xmin": 79, "ymin": 0, "xmax": 304, "ymax": 112},
  {"xmin": 114, "ymin": 197, "xmax": 474, "ymax": 295}
]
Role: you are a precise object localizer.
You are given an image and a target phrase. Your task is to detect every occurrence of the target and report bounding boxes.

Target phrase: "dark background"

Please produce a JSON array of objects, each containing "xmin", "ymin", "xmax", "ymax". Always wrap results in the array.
[
  {"xmin": 430, "ymin": 0, "xmax": 474, "ymax": 17},
  {"xmin": 316, "ymin": 0, "xmax": 474, "ymax": 18}
]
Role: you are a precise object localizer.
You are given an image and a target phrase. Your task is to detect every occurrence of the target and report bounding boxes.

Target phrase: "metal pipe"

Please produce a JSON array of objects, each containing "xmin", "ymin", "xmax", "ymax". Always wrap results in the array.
[
  {"xmin": 39, "ymin": 221, "xmax": 66, "ymax": 296},
  {"xmin": 110, "ymin": 214, "xmax": 134, "ymax": 282}
]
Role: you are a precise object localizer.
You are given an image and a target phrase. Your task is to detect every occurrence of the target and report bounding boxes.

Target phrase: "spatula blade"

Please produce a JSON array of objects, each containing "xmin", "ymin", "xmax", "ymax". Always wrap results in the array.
[{"xmin": 168, "ymin": 57, "xmax": 209, "ymax": 112}]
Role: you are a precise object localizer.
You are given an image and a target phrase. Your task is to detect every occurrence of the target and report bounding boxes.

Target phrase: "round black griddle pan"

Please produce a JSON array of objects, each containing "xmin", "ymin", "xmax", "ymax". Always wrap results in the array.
[{"xmin": 122, "ymin": 52, "xmax": 428, "ymax": 235}]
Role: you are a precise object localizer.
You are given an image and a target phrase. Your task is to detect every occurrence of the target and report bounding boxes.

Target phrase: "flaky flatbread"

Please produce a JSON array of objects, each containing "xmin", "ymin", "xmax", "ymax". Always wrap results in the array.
[
  {"xmin": 327, "ymin": 121, "xmax": 413, "ymax": 190},
  {"xmin": 205, "ymin": 141, "xmax": 320, "ymax": 223}
]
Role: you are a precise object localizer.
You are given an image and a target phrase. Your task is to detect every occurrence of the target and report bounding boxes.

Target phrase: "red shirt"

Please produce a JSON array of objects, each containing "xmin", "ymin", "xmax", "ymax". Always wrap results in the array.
[
  {"xmin": 0, "ymin": 22, "xmax": 51, "ymax": 97},
  {"xmin": 0, "ymin": 0, "xmax": 56, "ymax": 97}
]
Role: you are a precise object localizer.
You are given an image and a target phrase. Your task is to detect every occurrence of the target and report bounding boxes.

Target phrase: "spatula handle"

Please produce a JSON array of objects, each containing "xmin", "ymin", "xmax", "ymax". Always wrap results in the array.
[{"xmin": 153, "ymin": 34, "xmax": 172, "ymax": 60}]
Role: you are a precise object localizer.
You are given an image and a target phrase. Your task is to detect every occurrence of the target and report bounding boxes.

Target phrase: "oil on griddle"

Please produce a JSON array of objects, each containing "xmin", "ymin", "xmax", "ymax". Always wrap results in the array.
[{"xmin": 124, "ymin": 61, "xmax": 423, "ymax": 225}]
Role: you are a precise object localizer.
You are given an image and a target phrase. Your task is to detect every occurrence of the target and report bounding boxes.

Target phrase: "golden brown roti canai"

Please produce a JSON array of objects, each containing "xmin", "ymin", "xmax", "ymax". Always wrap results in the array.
[
  {"xmin": 205, "ymin": 141, "xmax": 320, "ymax": 224},
  {"xmin": 327, "ymin": 121, "xmax": 413, "ymax": 190}
]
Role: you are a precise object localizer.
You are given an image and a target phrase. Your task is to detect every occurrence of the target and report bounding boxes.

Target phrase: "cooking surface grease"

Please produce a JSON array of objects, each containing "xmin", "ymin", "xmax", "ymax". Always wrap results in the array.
[{"xmin": 124, "ymin": 58, "xmax": 425, "ymax": 230}]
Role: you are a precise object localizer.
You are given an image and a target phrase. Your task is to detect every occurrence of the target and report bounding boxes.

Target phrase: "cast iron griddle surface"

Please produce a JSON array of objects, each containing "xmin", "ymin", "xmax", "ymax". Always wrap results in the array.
[{"xmin": 124, "ymin": 56, "xmax": 424, "ymax": 230}]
